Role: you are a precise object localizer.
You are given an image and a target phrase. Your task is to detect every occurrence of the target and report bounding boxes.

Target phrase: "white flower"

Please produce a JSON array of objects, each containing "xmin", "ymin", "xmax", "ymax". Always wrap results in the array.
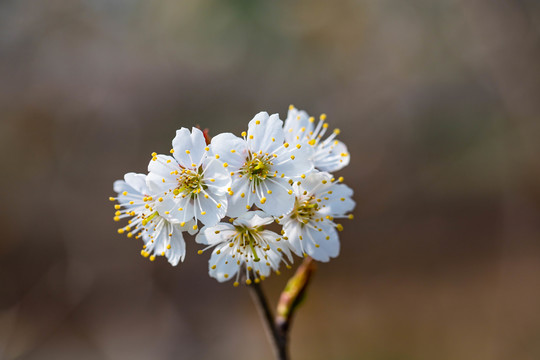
[
  {"xmin": 284, "ymin": 105, "xmax": 350, "ymax": 173},
  {"xmin": 276, "ymin": 171, "xmax": 355, "ymax": 262},
  {"xmin": 196, "ymin": 211, "xmax": 294, "ymax": 286},
  {"xmin": 146, "ymin": 127, "xmax": 231, "ymax": 229},
  {"xmin": 111, "ymin": 172, "xmax": 195, "ymax": 266},
  {"xmin": 210, "ymin": 112, "xmax": 314, "ymax": 217}
]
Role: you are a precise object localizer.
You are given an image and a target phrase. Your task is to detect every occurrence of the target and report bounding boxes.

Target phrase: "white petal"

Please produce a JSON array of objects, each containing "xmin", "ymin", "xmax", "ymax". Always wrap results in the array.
[
  {"xmin": 147, "ymin": 220, "xmax": 187, "ymax": 266},
  {"xmin": 282, "ymin": 221, "xmax": 305, "ymax": 257},
  {"xmin": 172, "ymin": 127, "xmax": 207, "ymax": 168},
  {"xmin": 113, "ymin": 179, "xmax": 129, "ymax": 194},
  {"xmin": 113, "ymin": 175, "xmax": 148, "ymax": 210},
  {"xmin": 209, "ymin": 133, "xmax": 248, "ymax": 171},
  {"xmin": 203, "ymin": 156, "xmax": 232, "ymax": 197},
  {"xmin": 196, "ymin": 192, "xmax": 227, "ymax": 226},
  {"xmin": 272, "ymin": 146, "xmax": 314, "ymax": 179},
  {"xmin": 304, "ymin": 223, "xmax": 339, "ymax": 262},
  {"xmin": 262, "ymin": 229, "xmax": 293, "ymax": 263},
  {"xmin": 247, "ymin": 112, "xmax": 284, "ymax": 155},
  {"xmin": 146, "ymin": 155, "xmax": 180, "ymax": 194},
  {"xmin": 315, "ymin": 140, "xmax": 350, "ymax": 172},
  {"xmin": 256, "ymin": 178, "xmax": 295, "ymax": 217},
  {"xmin": 283, "ymin": 108, "xmax": 314, "ymax": 144},
  {"xmin": 319, "ymin": 183, "xmax": 355, "ymax": 216},
  {"xmin": 226, "ymin": 176, "xmax": 252, "ymax": 217},
  {"xmin": 123, "ymin": 173, "xmax": 149, "ymax": 195},
  {"xmin": 296, "ymin": 170, "xmax": 332, "ymax": 194},
  {"xmin": 196, "ymin": 223, "xmax": 236, "ymax": 245},
  {"xmin": 166, "ymin": 223, "xmax": 187, "ymax": 265},
  {"xmin": 208, "ymin": 250, "xmax": 238, "ymax": 282},
  {"xmin": 155, "ymin": 195, "xmax": 196, "ymax": 224},
  {"xmin": 233, "ymin": 210, "xmax": 274, "ymax": 228}
]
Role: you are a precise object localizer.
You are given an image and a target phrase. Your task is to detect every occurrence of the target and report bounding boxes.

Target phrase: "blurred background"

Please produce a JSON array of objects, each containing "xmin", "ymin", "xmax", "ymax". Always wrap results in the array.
[{"xmin": 1, "ymin": 0, "xmax": 540, "ymax": 359}]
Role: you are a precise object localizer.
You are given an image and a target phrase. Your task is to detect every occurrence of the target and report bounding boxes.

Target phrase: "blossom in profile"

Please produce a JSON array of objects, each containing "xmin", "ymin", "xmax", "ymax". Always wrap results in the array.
[
  {"xmin": 111, "ymin": 172, "xmax": 195, "ymax": 266},
  {"xmin": 196, "ymin": 211, "xmax": 294, "ymax": 286},
  {"xmin": 146, "ymin": 127, "xmax": 231, "ymax": 229},
  {"xmin": 284, "ymin": 105, "xmax": 350, "ymax": 173},
  {"xmin": 276, "ymin": 171, "xmax": 355, "ymax": 262},
  {"xmin": 210, "ymin": 112, "xmax": 314, "ymax": 217}
]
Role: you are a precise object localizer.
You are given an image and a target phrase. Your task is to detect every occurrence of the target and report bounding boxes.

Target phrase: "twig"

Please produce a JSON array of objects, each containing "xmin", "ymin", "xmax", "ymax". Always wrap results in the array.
[
  {"xmin": 248, "ymin": 281, "xmax": 289, "ymax": 360},
  {"xmin": 248, "ymin": 257, "xmax": 316, "ymax": 360}
]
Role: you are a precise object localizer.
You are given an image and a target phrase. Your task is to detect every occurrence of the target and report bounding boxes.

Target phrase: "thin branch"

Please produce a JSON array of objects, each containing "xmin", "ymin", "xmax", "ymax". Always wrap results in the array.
[{"xmin": 248, "ymin": 282, "xmax": 289, "ymax": 360}]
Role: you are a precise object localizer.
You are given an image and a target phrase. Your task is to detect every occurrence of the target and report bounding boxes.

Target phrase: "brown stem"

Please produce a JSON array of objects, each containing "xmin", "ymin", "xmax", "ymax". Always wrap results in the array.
[{"xmin": 248, "ymin": 282, "xmax": 289, "ymax": 360}]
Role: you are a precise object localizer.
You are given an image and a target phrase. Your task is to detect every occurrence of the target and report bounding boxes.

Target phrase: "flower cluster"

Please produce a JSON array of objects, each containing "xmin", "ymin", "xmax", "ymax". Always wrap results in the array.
[{"xmin": 111, "ymin": 106, "xmax": 355, "ymax": 286}]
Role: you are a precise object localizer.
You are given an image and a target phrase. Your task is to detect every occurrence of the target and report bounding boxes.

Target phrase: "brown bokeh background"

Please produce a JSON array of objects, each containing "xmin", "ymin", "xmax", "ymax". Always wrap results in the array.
[{"xmin": 1, "ymin": 1, "xmax": 540, "ymax": 359}]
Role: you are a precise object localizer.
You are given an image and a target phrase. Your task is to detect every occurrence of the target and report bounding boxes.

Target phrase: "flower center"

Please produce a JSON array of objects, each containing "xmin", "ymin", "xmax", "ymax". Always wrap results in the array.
[
  {"xmin": 174, "ymin": 168, "xmax": 205, "ymax": 197},
  {"xmin": 233, "ymin": 225, "xmax": 266, "ymax": 262},
  {"xmin": 291, "ymin": 196, "xmax": 319, "ymax": 225},
  {"xmin": 241, "ymin": 152, "xmax": 273, "ymax": 184}
]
